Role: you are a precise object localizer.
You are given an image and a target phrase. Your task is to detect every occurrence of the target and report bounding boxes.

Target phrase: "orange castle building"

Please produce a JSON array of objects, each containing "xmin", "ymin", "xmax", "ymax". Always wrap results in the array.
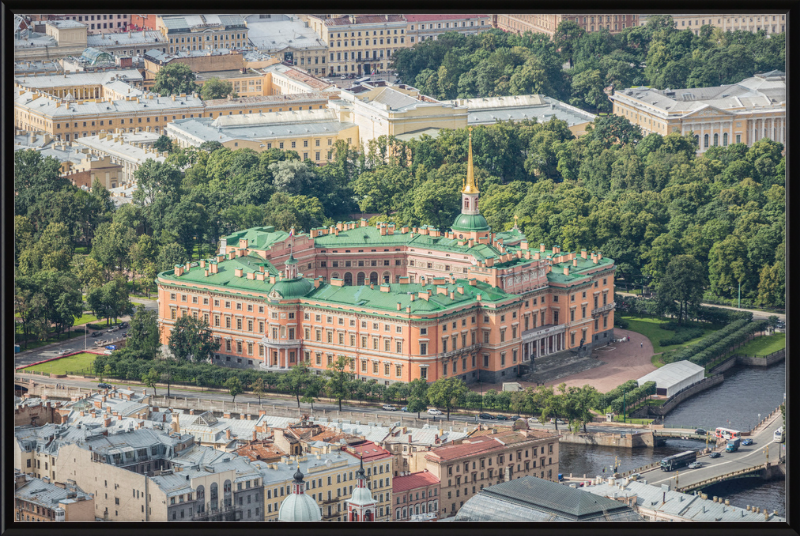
[{"xmin": 156, "ymin": 129, "xmax": 616, "ymax": 384}]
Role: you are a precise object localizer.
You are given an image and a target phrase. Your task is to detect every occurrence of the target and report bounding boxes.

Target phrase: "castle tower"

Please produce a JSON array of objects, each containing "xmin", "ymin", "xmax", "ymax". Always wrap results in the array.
[
  {"xmin": 451, "ymin": 127, "xmax": 490, "ymax": 241},
  {"xmin": 346, "ymin": 456, "xmax": 376, "ymax": 521}
]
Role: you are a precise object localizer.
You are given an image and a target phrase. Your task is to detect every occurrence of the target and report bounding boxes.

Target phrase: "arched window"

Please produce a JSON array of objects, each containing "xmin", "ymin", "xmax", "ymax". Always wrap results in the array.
[
  {"xmin": 332, "ymin": 272, "xmax": 340, "ymax": 280},
  {"xmin": 383, "ymin": 271, "xmax": 391, "ymax": 284},
  {"xmin": 464, "ymin": 198, "xmax": 470, "ymax": 210},
  {"xmin": 396, "ymin": 508, "xmax": 401, "ymax": 520},
  {"xmin": 210, "ymin": 483, "xmax": 219, "ymax": 511},
  {"xmin": 723, "ymin": 132, "xmax": 728, "ymax": 146},
  {"xmin": 370, "ymin": 272, "xmax": 379, "ymax": 285},
  {"xmin": 694, "ymin": 135, "xmax": 700, "ymax": 147},
  {"xmin": 196, "ymin": 486, "xmax": 205, "ymax": 513},
  {"xmin": 704, "ymin": 134, "xmax": 709, "ymax": 148},
  {"xmin": 344, "ymin": 273, "xmax": 353, "ymax": 285},
  {"xmin": 713, "ymin": 133, "xmax": 719, "ymax": 146},
  {"xmin": 357, "ymin": 272, "xmax": 365, "ymax": 286}
]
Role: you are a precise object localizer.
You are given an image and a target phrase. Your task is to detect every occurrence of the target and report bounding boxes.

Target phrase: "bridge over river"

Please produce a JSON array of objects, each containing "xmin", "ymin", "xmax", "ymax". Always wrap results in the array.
[{"xmin": 633, "ymin": 411, "xmax": 784, "ymax": 493}]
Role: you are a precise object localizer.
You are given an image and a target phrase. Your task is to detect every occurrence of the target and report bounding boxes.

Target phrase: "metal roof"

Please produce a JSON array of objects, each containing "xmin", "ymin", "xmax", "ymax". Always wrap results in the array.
[{"xmin": 636, "ymin": 361, "xmax": 705, "ymax": 390}]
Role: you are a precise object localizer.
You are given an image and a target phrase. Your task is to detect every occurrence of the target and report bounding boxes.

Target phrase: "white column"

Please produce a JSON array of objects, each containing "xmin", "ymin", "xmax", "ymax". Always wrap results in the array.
[{"xmin": 700, "ymin": 123, "xmax": 705, "ymax": 152}]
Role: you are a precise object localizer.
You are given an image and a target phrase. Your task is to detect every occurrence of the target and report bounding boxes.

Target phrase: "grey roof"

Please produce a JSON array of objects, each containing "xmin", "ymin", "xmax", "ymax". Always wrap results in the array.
[
  {"xmin": 246, "ymin": 16, "xmax": 328, "ymax": 52},
  {"xmin": 75, "ymin": 135, "xmax": 167, "ymax": 166},
  {"xmin": 161, "ymin": 14, "xmax": 246, "ymax": 33},
  {"xmin": 87, "ymin": 31, "xmax": 166, "ymax": 47},
  {"xmin": 252, "ymin": 451, "xmax": 360, "ymax": 486},
  {"xmin": 582, "ymin": 478, "xmax": 785, "ymax": 522},
  {"xmin": 14, "ymin": 89, "xmax": 203, "ymax": 119},
  {"xmin": 370, "ymin": 87, "xmax": 421, "ymax": 110},
  {"xmin": 14, "ymin": 60, "xmax": 62, "ymax": 75},
  {"xmin": 145, "ymin": 47, "xmax": 234, "ymax": 64},
  {"xmin": 15, "ymin": 476, "xmax": 92, "ymax": 507},
  {"xmin": 454, "ymin": 477, "xmax": 642, "ymax": 522},
  {"xmin": 13, "ymin": 31, "xmax": 57, "ymax": 49},
  {"xmin": 167, "ymin": 113, "xmax": 353, "ymax": 145},
  {"xmin": 637, "ymin": 360, "xmax": 704, "ymax": 389},
  {"xmin": 15, "ymin": 68, "xmax": 142, "ymax": 89},
  {"xmin": 46, "ymin": 20, "xmax": 87, "ymax": 29},
  {"xmin": 444, "ymin": 95, "xmax": 595, "ymax": 127}
]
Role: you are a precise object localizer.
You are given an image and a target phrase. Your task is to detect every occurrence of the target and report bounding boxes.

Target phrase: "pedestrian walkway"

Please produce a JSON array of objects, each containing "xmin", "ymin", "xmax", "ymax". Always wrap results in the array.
[
  {"xmin": 470, "ymin": 329, "xmax": 656, "ymax": 394},
  {"xmin": 616, "ymin": 292, "xmax": 784, "ymax": 320}
]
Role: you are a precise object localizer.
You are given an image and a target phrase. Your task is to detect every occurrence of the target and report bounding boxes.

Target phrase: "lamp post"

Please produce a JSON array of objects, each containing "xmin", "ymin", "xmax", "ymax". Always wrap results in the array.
[{"xmin": 623, "ymin": 388, "xmax": 627, "ymax": 423}]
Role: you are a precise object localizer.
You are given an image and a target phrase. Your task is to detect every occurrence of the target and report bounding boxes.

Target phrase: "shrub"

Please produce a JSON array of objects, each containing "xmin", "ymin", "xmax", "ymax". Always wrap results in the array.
[
  {"xmin": 658, "ymin": 328, "xmax": 705, "ymax": 346},
  {"xmin": 615, "ymin": 317, "xmax": 630, "ymax": 329}
]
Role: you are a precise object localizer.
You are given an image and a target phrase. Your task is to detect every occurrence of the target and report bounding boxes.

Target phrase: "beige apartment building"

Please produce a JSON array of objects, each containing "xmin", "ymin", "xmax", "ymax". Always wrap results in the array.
[
  {"xmin": 156, "ymin": 15, "xmax": 249, "ymax": 54},
  {"xmin": 14, "ymin": 472, "xmax": 95, "ymax": 522},
  {"xmin": 424, "ymin": 429, "xmax": 559, "ymax": 518},
  {"xmin": 495, "ymin": 14, "xmax": 639, "ymax": 36},
  {"xmin": 642, "ymin": 14, "xmax": 786, "ymax": 34},
  {"xmin": 44, "ymin": 20, "xmax": 88, "ymax": 48},
  {"xmin": 14, "ymin": 69, "xmax": 144, "ymax": 100},
  {"xmin": 405, "ymin": 14, "xmax": 492, "ymax": 43},
  {"xmin": 306, "ymin": 14, "xmax": 410, "ymax": 76},
  {"xmin": 610, "ymin": 71, "xmax": 786, "ymax": 153}
]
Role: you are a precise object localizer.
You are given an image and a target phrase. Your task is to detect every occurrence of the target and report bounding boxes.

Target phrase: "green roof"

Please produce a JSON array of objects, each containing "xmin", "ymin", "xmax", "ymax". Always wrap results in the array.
[
  {"xmin": 271, "ymin": 277, "xmax": 314, "ymax": 299},
  {"xmin": 451, "ymin": 213, "xmax": 490, "ymax": 232},
  {"xmin": 224, "ymin": 226, "xmax": 290, "ymax": 251}
]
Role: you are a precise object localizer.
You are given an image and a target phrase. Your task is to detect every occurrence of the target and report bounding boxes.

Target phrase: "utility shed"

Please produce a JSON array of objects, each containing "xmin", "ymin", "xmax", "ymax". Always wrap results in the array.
[{"xmin": 637, "ymin": 361, "xmax": 705, "ymax": 397}]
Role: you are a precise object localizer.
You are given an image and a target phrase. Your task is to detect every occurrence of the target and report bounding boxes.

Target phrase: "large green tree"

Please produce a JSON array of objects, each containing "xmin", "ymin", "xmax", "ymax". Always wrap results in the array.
[
  {"xmin": 153, "ymin": 62, "xmax": 198, "ymax": 96},
  {"xmin": 657, "ymin": 255, "xmax": 705, "ymax": 323},
  {"xmin": 427, "ymin": 377, "xmax": 468, "ymax": 421},
  {"xmin": 167, "ymin": 315, "xmax": 220, "ymax": 363},
  {"xmin": 325, "ymin": 355, "xmax": 354, "ymax": 411}
]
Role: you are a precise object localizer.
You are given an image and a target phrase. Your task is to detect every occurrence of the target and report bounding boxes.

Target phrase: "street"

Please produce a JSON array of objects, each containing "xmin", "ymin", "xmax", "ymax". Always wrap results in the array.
[
  {"xmin": 17, "ymin": 372, "xmax": 644, "ymax": 434},
  {"xmin": 14, "ymin": 299, "xmax": 157, "ymax": 369},
  {"xmin": 642, "ymin": 417, "xmax": 783, "ymax": 490}
]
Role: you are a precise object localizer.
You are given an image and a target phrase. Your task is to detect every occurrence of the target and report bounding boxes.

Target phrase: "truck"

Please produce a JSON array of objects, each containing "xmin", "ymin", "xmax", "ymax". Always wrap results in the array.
[
  {"xmin": 726, "ymin": 438, "xmax": 741, "ymax": 452},
  {"xmin": 660, "ymin": 450, "xmax": 697, "ymax": 471}
]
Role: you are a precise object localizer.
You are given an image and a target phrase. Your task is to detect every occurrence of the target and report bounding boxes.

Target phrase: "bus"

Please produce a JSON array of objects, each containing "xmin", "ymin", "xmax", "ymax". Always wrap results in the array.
[
  {"xmin": 715, "ymin": 427, "xmax": 741, "ymax": 440},
  {"xmin": 774, "ymin": 427, "xmax": 784, "ymax": 443},
  {"xmin": 660, "ymin": 451, "xmax": 697, "ymax": 471}
]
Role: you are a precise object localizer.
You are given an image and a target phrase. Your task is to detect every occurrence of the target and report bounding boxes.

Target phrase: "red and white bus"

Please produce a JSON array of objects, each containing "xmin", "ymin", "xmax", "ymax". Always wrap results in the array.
[{"xmin": 715, "ymin": 427, "xmax": 741, "ymax": 440}]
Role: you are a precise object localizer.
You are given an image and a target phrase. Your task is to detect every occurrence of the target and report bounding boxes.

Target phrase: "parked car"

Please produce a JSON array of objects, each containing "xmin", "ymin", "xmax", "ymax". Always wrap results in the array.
[
  {"xmin": 102, "ymin": 350, "xmax": 113, "ymax": 355},
  {"xmin": 98, "ymin": 383, "xmax": 111, "ymax": 389},
  {"xmin": 550, "ymin": 418, "xmax": 567, "ymax": 424},
  {"xmin": 340, "ymin": 75, "xmax": 346, "ymax": 80},
  {"xmin": 57, "ymin": 349, "xmax": 68, "ymax": 356},
  {"xmin": 709, "ymin": 452, "xmax": 721, "ymax": 459},
  {"xmin": 400, "ymin": 406, "xmax": 408, "ymax": 412},
  {"xmin": 742, "ymin": 438, "xmax": 754, "ymax": 446},
  {"xmin": 629, "ymin": 473, "xmax": 641, "ymax": 481},
  {"xmin": 528, "ymin": 417, "xmax": 539, "ymax": 425},
  {"xmin": 695, "ymin": 428, "xmax": 706, "ymax": 435},
  {"xmin": 495, "ymin": 415, "xmax": 509, "ymax": 421},
  {"xmin": 382, "ymin": 404, "xmax": 397, "ymax": 411},
  {"xmin": 509, "ymin": 415, "xmax": 522, "ymax": 421},
  {"xmin": 427, "ymin": 408, "xmax": 443, "ymax": 415},
  {"xmin": 119, "ymin": 322, "xmax": 128, "ymax": 329},
  {"xmin": 687, "ymin": 462, "xmax": 702, "ymax": 469},
  {"xmin": 105, "ymin": 345, "xmax": 117, "ymax": 350},
  {"xmin": 107, "ymin": 327, "xmax": 119, "ymax": 333},
  {"xmin": 90, "ymin": 331, "xmax": 102, "ymax": 337},
  {"xmin": 478, "ymin": 413, "xmax": 494, "ymax": 420}
]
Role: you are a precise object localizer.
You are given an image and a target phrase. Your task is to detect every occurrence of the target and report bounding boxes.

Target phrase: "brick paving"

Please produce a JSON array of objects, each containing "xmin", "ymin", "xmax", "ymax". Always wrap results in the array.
[{"xmin": 470, "ymin": 329, "xmax": 656, "ymax": 394}]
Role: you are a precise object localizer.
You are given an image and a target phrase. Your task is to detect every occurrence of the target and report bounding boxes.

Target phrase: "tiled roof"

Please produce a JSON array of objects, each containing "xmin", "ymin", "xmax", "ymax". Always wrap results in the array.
[
  {"xmin": 344, "ymin": 441, "xmax": 392, "ymax": 461},
  {"xmin": 426, "ymin": 437, "xmax": 504, "ymax": 461},
  {"xmin": 393, "ymin": 470, "xmax": 440, "ymax": 492}
]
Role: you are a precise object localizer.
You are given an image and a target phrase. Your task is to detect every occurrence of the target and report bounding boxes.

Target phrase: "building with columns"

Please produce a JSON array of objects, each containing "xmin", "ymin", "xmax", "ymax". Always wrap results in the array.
[
  {"xmin": 640, "ymin": 14, "xmax": 786, "ymax": 35},
  {"xmin": 156, "ymin": 132, "xmax": 616, "ymax": 383},
  {"xmin": 609, "ymin": 71, "xmax": 786, "ymax": 153},
  {"xmin": 494, "ymin": 14, "xmax": 639, "ymax": 36}
]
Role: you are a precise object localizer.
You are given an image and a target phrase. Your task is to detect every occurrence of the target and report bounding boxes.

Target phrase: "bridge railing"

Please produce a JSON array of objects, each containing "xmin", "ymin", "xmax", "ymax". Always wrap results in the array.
[{"xmin": 676, "ymin": 464, "xmax": 767, "ymax": 493}]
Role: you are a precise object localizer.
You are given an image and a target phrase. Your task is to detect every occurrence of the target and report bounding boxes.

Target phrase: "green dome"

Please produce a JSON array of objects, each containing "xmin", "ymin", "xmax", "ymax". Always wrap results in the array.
[
  {"xmin": 452, "ymin": 213, "xmax": 490, "ymax": 232},
  {"xmin": 270, "ymin": 277, "xmax": 314, "ymax": 299}
]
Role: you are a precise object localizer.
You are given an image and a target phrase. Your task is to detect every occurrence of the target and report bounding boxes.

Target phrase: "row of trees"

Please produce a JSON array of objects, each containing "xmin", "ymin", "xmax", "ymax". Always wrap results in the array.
[{"xmin": 392, "ymin": 17, "xmax": 784, "ymax": 112}]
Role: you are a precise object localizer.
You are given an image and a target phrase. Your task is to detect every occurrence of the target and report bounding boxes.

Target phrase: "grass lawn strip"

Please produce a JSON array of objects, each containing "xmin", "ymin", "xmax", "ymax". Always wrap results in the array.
[
  {"xmin": 22, "ymin": 352, "xmax": 98, "ymax": 375},
  {"xmin": 736, "ymin": 333, "xmax": 786, "ymax": 357},
  {"xmin": 620, "ymin": 314, "xmax": 720, "ymax": 354}
]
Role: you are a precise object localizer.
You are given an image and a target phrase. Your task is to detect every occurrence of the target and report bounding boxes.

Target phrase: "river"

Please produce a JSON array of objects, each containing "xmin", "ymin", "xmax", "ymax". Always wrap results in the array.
[{"xmin": 558, "ymin": 361, "xmax": 786, "ymax": 517}]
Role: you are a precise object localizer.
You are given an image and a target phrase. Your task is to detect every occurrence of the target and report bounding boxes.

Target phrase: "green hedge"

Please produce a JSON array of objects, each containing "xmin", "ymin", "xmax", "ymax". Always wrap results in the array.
[
  {"xmin": 658, "ymin": 328, "xmax": 705, "ymax": 346},
  {"xmin": 609, "ymin": 381, "xmax": 656, "ymax": 414},
  {"xmin": 689, "ymin": 320, "xmax": 767, "ymax": 367}
]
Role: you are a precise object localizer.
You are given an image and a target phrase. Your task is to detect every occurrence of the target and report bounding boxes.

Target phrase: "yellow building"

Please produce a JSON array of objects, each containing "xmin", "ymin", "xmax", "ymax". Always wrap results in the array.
[
  {"xmin": 495, "ymin": 14, "xmax": 639, "ymax": 36},
  {"xmin": 610, "ymin": 71, "xmax": 786, "ymax": 152},
  {"xmin": 306, "ymin": 15, "xmax": 410, "ymax": 77},
  {"xmin": 166, "ymin": 108, "xmax": 358, "ymax": 163},
  {"xmin": 255, "ymin": 451, "xmax": 363, "ymax": 522},
  {"xmin": 156, "ymin": 15, "xmax": 249, "ymax": 54},
  {"xmin": 262, "ymin": 63, "xmax": 336, "ymax": 96},
  {"xmin": 14, "ymin": 69, "xmax": 144, "ymax": 100},
  {"xmin": 44, "ymin": 20, "xmax": 88, "ymax": 48},
  {"xmin": 642, "ymin": 14, "xmax": 786, "ymax": 35}
]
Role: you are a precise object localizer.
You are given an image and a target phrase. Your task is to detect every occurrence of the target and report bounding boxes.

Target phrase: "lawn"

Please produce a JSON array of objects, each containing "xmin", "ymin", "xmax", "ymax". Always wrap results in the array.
[
  {"xmin": 736, "ymin": 333, "xmax": 786, "ymax": 357},
  {"xmin": 22, "ymin": 352, "xmax": 98, "ymax": 375},
  {"xmin": 620, "ymin": 314, "xmax": 720, "ymax": 354},
  {"xmin": 74, "ymin": 313, "xmax": 99, "ymax": 326}
]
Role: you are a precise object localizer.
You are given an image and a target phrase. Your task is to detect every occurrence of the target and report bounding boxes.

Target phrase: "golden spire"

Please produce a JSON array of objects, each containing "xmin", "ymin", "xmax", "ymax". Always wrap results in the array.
[{"xmin": 462, "ymin": 127, "xmax": 479, "ymax": 194}]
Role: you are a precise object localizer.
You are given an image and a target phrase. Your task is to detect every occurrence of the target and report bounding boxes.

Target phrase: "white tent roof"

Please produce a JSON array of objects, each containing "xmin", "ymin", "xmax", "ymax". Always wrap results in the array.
[{"xmin": 637, "ymin": 360, "xmax": 705, "ymax": 390}]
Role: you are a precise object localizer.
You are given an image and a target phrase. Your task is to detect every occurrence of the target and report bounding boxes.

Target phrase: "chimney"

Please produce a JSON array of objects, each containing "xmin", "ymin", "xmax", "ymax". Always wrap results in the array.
[
  {"xmin": 573, "ymin": 258, "xmax": 578, "ymax": 267},
  {"xmin": 253, "ymin": 430, "xmax": 257, "ymax": 441},
  {"xmin": 226, "ymin": 429, "xmax": 231, "ymax": 440},
  {"xmin": 104, "ymin": 417, "xmax": 111, "ymax": 427},
  {"xmin": 540, "ymin": 243, "xmax": 545, "ymax": 252},
  {"xmin": 117, "ymin": 414, "xmax": 122, "ymax": 421},
  {"xmin": 397, "ymin": 303, "xmax": 401, "ymax": 310},
  {"xmin": 581, "ymin": 249, "xmax": 587, "ymax": 259}
]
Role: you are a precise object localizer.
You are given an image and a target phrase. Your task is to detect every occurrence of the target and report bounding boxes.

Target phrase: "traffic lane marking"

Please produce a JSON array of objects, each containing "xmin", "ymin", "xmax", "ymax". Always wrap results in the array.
[{"xmin": 647, "ymin": 441, "xmax": 780, "ymax": 485}]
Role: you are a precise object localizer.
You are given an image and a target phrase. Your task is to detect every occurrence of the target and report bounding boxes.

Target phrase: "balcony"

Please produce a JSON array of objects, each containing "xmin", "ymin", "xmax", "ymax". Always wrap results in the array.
[
  {"xmin": 260, "ymin": 336, "xmax": 302, "ymax": 348},
  {"xmin": 591, "ymin": 302, "xmax": 615, "ymax": 316},
  {"xmin": 192, "ymin": 504, "xmax": 241, "ymax": 521},
  {"xmin": 521, "ymin": 324, "xmax": 566, "ymax": 342},
  {"xmin": 441, "ymin": 344, "xmax": 481, "ymax": 361}
]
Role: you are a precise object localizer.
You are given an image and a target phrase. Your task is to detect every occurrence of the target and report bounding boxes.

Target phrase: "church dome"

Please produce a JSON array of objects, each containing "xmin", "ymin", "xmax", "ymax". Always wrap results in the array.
[
  {"xmin": 278, "ymin": 491, "xmax": 322, "ymax": 522},
  {"xmin": 349, "ymin": 485, "xmax": 375, "ymax": 505},
  {"xmin": 452, "ymin": 213, "xmax": 490, "ymax": 232}
]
